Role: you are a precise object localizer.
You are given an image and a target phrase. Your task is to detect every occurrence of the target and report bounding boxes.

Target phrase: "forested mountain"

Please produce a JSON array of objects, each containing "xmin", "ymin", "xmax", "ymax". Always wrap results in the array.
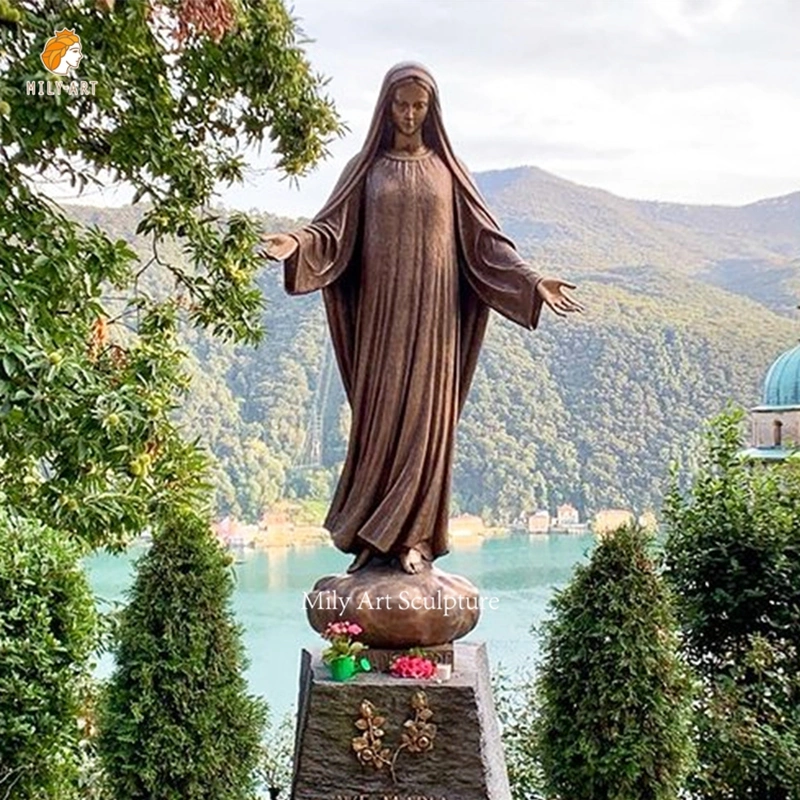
[
  {"xmin": 66, "ymin": 167, "xmax": 800, "ymax": 525},
  {"xmin": 479, "ymin": 167, "xmax": 800, "ymax": 310}
]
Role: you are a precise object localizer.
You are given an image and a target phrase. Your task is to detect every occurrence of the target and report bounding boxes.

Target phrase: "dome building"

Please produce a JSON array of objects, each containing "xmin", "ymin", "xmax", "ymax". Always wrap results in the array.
[{"xmin": 740, "ymin": 343, "xmax": 800, "ymax": 461}]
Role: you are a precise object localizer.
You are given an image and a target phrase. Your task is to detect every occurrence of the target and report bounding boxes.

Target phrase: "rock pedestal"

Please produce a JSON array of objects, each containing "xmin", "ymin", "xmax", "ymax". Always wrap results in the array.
[
  {"xmin": 291, "ymin": 642, "xmax": 511, "ymax": 800},
  {"xmin": 305, "ymin": 563, "xmax": 481, "ymax": 648}
]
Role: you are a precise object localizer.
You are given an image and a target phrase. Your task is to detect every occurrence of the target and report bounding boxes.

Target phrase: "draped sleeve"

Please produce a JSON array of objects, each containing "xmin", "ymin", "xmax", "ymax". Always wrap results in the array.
[
  {"xmin": 454, "ymin": 182, "xmax": 544, "ymax": 330},
  {"xmin": 283, "ymin": 162, "xmax": 364, "ymax": 295}
]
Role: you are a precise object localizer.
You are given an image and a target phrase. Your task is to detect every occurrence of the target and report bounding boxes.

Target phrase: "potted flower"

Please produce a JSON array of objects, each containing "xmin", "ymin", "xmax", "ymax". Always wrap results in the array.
[
  {"xmin": 389, "ymin": 651, "xmax": 437, "ymax": 680},
  {"xmin": 321, "ymin": 621, "xmax": 370, "ymax": 681}
]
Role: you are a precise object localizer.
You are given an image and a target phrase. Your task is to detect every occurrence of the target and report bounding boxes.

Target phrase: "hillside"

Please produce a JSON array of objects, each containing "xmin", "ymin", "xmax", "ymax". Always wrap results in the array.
[
  {"xmin": 65, "ymin": 167, "xmax": 800, "ymax": 524},
  {"xmin": 476, "ymin": 167, "xmax": 800, "ymax": 314}
]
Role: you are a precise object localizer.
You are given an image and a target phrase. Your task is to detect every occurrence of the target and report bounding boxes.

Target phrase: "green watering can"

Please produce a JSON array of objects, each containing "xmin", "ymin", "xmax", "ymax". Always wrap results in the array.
[{"xmin": 329, "ymin": 655, "xmax": 372, "ymax": 681}]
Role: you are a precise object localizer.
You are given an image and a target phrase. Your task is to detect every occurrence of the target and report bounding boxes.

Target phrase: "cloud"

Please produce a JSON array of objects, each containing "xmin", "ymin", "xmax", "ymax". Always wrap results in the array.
[
  {"xmin": 649, "ymin": 0, "xmax": 745, "ymax": 38},
  {"xmin": 63, "ymin": 0, "xmax": 800, "ymax": 214}
]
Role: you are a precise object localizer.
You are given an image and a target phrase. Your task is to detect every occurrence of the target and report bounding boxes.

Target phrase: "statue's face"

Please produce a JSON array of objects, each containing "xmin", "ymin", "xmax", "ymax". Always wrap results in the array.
[
  {"xmin": 64, "ymin": 42, "xmax": 82, "ymax": 69},
  {"xmin": 390, "ymin": 82, "xmax": 430, "ymax": 137}
]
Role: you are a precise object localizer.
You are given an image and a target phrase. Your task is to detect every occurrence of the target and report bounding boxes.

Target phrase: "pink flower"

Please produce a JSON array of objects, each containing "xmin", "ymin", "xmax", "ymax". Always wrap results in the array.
[
  {"xmin": 389, "ymin": 655, "xmax": 437, "ymax": 680},
  {"xmin": 320, "ymin": 620, "xmax": 368, "ymax": 665},
  {"xmin": 322, "ymin": 620, "xmax": 363, "ymax": 641}
]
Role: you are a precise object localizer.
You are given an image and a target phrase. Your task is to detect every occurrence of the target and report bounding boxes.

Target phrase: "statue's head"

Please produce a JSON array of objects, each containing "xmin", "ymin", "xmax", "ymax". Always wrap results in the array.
[
  {"xmin": 41, "ymin": 29, "xmax": 82, "ymax": 75},
  {"xmin": 375, "ymin": 63, "xmax": 439, "ymax": 151},
  {"xmin": 315, "ymin": 61, "xmax": 499, "ymax": 229}
]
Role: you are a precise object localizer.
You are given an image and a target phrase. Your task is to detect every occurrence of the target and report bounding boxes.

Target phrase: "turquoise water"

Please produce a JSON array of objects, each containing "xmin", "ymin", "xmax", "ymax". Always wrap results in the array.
[{"xmin": 85, "ymin": 533, "xmax": 595, "ymax": 716}]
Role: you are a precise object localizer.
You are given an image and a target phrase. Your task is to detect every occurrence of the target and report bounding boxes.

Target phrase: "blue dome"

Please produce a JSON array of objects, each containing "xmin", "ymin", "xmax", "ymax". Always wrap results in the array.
[{"xmin": 763, "ymin": 344, "xmax": 800, "ymax": 406}]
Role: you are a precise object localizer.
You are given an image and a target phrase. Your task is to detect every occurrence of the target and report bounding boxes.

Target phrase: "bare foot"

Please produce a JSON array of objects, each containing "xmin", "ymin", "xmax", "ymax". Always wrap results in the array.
[
  {"xmin": 399, "ymin": 547, "xmax": 425, "ymax": 574},
  {"xmin": 347, "ymin": 548, "xmax": 373, "ymax": 573}
]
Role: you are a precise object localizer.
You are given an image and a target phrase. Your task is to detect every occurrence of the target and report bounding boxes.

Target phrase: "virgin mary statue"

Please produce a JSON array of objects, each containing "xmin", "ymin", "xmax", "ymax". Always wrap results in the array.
[{"xmin": 262, "ymin": 63, "xmax": 581, "ymax": 575}]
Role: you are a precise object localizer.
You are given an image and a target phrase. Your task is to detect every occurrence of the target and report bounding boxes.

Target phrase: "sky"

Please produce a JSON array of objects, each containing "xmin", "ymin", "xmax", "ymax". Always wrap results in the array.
[{"xmin": 71, "ymin": 0, "xmax": 800, "ymax": 216}]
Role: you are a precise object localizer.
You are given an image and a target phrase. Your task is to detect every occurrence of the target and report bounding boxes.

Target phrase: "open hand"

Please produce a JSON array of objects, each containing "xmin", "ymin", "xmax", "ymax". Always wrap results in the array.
[
  {"xmin": 536, "ymin": 277, "xmax": 584, "ymax": 317},
  {"xmin": 260, "ymin": 232, "xmax": 298, "ymax": 261}
]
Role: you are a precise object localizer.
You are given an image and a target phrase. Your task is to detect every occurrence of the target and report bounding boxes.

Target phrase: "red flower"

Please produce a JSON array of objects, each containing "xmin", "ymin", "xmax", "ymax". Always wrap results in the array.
[{"xmin": 389, "ymin": 655, "xmax": 436, "ymax": 680}]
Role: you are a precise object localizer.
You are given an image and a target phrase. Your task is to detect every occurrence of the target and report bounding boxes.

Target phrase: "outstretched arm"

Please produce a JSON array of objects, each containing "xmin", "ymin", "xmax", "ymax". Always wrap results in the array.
[
  {"xmin": 259, "ymin": 154, "xmax": 364, "ymax": 296},
  {"xmin": 258, "ymin": 185, "xmax": 361, "ymax": 296},
  {"xmin": 261, "ymin": 232, "xmax": 298, "ymax": 261},
  {"xmin": 536, "ymin": 277, "xmax": 584, "ymax": 317},
  {"xmin": 455, "ymin": 186, "xmax": 582, "ymax": 326}
]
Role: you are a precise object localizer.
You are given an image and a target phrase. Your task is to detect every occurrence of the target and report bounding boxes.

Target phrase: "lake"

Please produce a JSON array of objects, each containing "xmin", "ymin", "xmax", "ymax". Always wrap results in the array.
[{"xmin": 85, "ymin": 533, "xmax": 596, "ymax": 717}]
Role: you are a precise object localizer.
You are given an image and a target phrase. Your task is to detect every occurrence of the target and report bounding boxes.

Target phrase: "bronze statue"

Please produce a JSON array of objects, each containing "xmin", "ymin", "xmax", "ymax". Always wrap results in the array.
[{"xmin": 263, "ymin": 63, "xmax": 582, "ymax": 577}]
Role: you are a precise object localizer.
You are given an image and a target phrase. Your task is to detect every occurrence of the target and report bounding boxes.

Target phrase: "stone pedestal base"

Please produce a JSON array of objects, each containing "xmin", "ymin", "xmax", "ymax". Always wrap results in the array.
[{"xmin": 291, "ymin": 642, "xmax": 511, "ymax": 800}]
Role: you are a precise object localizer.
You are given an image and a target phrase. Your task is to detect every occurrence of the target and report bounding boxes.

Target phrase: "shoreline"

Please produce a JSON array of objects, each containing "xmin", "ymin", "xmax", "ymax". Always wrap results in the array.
[{"xmin": 208, "ymin": 525, "xmax": 598, "ymax": 552}]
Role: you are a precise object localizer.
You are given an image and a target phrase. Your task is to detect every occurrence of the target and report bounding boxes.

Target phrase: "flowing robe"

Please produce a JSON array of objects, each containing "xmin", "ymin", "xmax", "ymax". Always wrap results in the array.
[{"xmin": 285, "ymin": 149, "xmax": 544, "ymax": 560}]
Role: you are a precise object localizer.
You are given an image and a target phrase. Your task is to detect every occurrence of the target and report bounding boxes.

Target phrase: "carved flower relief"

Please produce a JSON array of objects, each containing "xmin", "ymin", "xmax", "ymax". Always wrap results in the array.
[
  {"xmin": 401, "ymin": 717, "xmax": 436, "ymax": 753},
  {"xmin": 410, "ymin": 691, "xmax": 427, "ymax": 710},
  {"xmin": 351, "ymin": 691, "xmax": 437, "ymax": 779},
  {"xmin": 402, "ymin": 692, "xmax": 436, "ymax": 753},
  {"xmin": 352, "ymin": 735, "xmax": 392, "ymax": 769},
  {"xmin": 352, "ymin": 700, "xmax": 391, "ymax": 769}
]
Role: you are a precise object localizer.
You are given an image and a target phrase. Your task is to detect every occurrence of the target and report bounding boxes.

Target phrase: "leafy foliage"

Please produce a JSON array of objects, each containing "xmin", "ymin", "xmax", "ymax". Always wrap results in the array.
[
  {"xmin": 98, "ymin": 512, "xmax": 267, "ymax": 800},
  {"xmin": 492, "ymin": 666, "xmax": 544, "ymax": 800},
  {"xmin": 0, "ymin": 0, "xmax": 341, "ymax": 547},
  {"xmin": 1, "ymin": 1, "xmax": 341, "ymax": 797},
  {"xmin": 687, "ymin": 635, "xmax": 800, "ymax": 800},
  {"xmin": 0, "ymin": 508, "xmax": 98, "ymax": 800},
  {"xmin": 536, "ymin": 524, "xmax": 694, "ymax": 800},
  {"xmin": 0, "ymin": 186, "xmax": 216, "ymax": 551},
  {"xmin": 257, "ymin": 710, "xmax": 295, "ymax": 800},
  {"xmin": 664, "ymin": 410, "xmax": 800, "ymax": 799}
]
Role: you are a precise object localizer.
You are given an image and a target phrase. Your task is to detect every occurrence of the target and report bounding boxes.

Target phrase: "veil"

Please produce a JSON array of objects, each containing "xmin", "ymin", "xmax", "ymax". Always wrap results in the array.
[
  {"xmin": 297, "ymin": 62, "xmax": 530, "ymax": 413},
  {"xmin": 311, "ymin": 62, "xmax": 502, "ymax": 232}
]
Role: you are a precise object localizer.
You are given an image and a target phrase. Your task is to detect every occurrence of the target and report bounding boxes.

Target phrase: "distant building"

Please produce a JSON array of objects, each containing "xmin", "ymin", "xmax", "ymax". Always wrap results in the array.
[
  {"xmin": 592, "ymin": 508, "xmax": 635, "ymax": 536},
  {"xmin": 260, "ymin": 505, "xmax": 295, "ymax": 528},
  {"xmin": 638, "ymin": 510, "xmax": 658, "ymax": 532},
  {"xmin": 740, "ymin": 342, "xmax": 800, "ymax": 462},
  {"xmin": 527, "ymin": 509, "xmax": 551, "ymax": 534},
  {"xmin": 212, "ymin": 516, "xmax": 258, "ymax": 548},
  {"xmin": 556, "ymin": 503, "xmax": 580, "ymax": 527},
  {"xmin": 448, "ymin": 514, "xmax": 486, "ymax": 538}
]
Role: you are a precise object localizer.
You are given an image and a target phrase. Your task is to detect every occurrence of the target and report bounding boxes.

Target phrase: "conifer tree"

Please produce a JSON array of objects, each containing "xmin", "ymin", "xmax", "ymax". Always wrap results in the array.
[
  {"xmin": 98, "ymin": 510, "xmax": 266, "ymax": 800},
  {"xmin": 536, "ymin": 524, "xmax": 693, "ymax": 800}
]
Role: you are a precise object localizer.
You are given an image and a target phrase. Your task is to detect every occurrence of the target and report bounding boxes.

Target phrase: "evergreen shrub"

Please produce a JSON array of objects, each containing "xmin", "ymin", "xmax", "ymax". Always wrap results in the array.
[
  {"xmin": 0, "ymin": 508, "xmax": 98, "ymax": 799},
  {"xmin": 536, "ymin": 523, "xmax": 693, "ymax": 800},
  {"xmin": 98, "ymin": 513, "xmax": 266, "ymax": 800}
]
